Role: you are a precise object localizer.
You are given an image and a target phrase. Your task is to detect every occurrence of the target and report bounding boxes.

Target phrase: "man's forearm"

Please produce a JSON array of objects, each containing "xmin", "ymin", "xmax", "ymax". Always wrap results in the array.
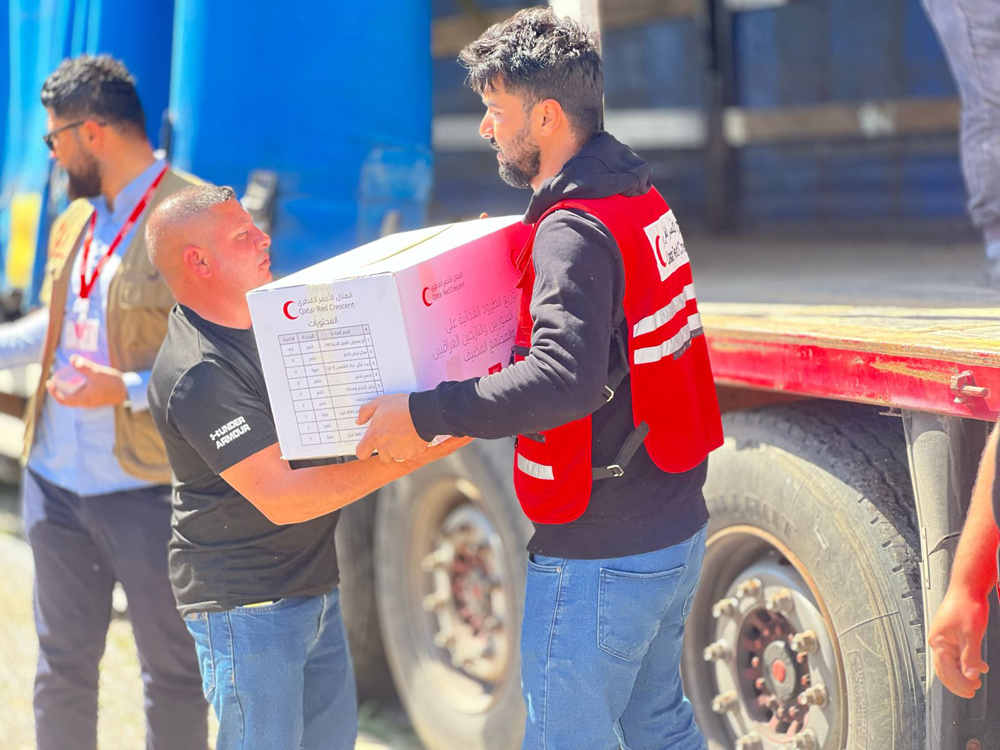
[
  {"xmin": 0, "ymin": 309, "xmax": 48, "ymax": 370},
  {"xmin": 410, "ymin": 211, "xmax": 619, "ymax": 441},
  {"xmin": 950, "ymin": 427, "xmax": 1000, "ymax": 599},
  {"xmin": 409, "ymin": 360, "xmax": 611, "ymax": 441},
  {"xmin": 271, "ymin": 457, "xmax": 413, "ymax": 524},
  {"xmin": 223, "ymin": 441, "xmax": 465, "ymax": 525}
]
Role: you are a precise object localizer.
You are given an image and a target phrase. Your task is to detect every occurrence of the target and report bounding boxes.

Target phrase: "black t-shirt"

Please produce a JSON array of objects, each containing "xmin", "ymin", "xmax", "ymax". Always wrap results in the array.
[{"xmin": 149, "ymin": 305, "xmax": 340, "ymax": 615}]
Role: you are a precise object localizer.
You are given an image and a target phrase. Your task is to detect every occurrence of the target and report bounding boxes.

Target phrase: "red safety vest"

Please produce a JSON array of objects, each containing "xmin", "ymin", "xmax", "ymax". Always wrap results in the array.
[{"xmin": 511, "ymin": 188, "xmax": 724, "ymax": 524}]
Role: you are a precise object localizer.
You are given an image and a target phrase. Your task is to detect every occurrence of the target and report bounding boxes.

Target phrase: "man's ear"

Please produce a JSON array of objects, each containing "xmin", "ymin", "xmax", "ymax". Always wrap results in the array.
[
  {"xmin": 182, "ymin": 244, "xmax": 212, "ymax": 278},
  {"xmin": 536, "ymin": 98, "xmax": 565, "ymax": 137},
  {"xmin": 78, "ymin": 119, "xmax": 105, "ymax": 150}
]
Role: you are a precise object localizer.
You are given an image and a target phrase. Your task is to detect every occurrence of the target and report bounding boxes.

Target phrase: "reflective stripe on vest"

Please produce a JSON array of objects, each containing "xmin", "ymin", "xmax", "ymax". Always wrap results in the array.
[
  {"xmin": 517, "ymin": 454, "xmax": 555, "ymax": 480},
  {"xmin": 633, "ymin": 313, "xmax": 704, "ymax": 365},
  {"xmin": 631, "ymin": 283, "xmax": 695, "ymax": 338}
]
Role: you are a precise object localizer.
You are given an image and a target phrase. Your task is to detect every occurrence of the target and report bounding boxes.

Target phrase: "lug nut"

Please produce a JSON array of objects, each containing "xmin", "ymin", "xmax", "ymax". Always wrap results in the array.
[
  {"xmin": 422, "ymin": 591, "xmax": 449, "ymax": 611},
  {"xmin": 792, "ymin": 729, "xmax": 819, "ymax": 750},
  {"xmin": 735, "ymin": 732, "xmax": 763, "ymax": 750},
  {"xmin": 421, "ymin": 547, "xmax": 454, "ymax": 572},
  {"xmin": 433, "ymin": 632, "xmax": 454, "ymax": 649},
  {"xmin": 789, "ymin": 629, "xmax": 818, "ymax": 654},
  {"xmin": 703, "ymin": 639, "xmax": 731, "ymax": 662},
  {"xmin": 759, "ymin": 694, "xmax": 780, "ymax": 711},
  {"xmin": 736, "ymin": 578, "xmax": 763, "ymax": 600},
  {"xmin": 798, "ymin": 684, "xmax": 828, "ymax": 708},
  {"xmin": 712, "ymin": 597, "xmax": 739, "ymax": 618},
  {"xmin": 754, "ymin": 677, "xmax": 767, "ymax": 691},
  {"xmin": 711, "ymin": 690, "xmax": 738, "ymax": 714},
  {"xmin": 765, "ymin": 587, "xmax": 795, "ymax": 614}
]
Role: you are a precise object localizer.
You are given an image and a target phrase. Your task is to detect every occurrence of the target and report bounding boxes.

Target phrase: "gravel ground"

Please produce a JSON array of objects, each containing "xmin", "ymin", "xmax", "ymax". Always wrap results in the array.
[{"xmin": 0, "ymin": 480, "xmax": 421, "ymax": 750}]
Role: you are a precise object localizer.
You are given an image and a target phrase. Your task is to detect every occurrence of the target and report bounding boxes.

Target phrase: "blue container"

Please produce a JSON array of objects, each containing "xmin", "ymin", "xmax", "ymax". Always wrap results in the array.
[
  {"xmin": 733, "ymin": 0, "xmax": 955, "ymax": 106},
  {"xmin": 169, "ymin": 0, "xmax": 432, "ymax": 275},
  {"xmin": 603, "ymin": 19, "xmax": 703, "ymax": 110},
  {"xmin": 0, "ymin": 0, "xmax": 173, "ymax": 303},
  {"xmin": 731, "ymin": 0, "xmax": 964, "ymax": 227},
  {"xmin": 0, "ymin": 0, "xmax": 8, "ymax": 188}
]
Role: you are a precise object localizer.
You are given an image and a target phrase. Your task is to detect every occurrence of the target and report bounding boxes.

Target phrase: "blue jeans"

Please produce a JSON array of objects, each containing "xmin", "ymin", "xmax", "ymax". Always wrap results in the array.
[
  {"xmin": 184, "ymin": 590, "xmax": 358, "ymax": 750},
  {"xmin": 520, "ymin": 526, "xmax": 708, "ymax": 750},
  {"xmin": 22, "ymin": 470, "xmax": 207, "ymax": 750}
]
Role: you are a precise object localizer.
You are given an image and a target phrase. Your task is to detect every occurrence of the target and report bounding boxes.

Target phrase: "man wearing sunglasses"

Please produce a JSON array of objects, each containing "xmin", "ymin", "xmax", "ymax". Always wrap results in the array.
[{"xmin": 0, "ymin": 55, "xmax": 207, "ymax": 749}]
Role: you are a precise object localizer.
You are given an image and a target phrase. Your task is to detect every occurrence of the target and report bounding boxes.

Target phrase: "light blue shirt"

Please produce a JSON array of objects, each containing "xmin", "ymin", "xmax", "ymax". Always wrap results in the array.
[{"xmin": 16, "ymin": 159, "xmax": 166, "ymax": 496}]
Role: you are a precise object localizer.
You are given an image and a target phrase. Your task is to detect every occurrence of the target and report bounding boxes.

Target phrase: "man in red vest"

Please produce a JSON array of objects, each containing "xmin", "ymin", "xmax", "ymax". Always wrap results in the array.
[
  {"xmin": 357, "ymin": 8, "xmax": 722, "ymax": 748},
  {"xmin": 928, "ymin": 425, "xmax": 998, "ymax": 698}
]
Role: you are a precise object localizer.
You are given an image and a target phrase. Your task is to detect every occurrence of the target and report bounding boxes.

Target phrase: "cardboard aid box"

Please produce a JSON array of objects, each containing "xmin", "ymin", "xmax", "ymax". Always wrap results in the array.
[{"xmin": 247, "ymin": 216, "xmax": 530, "ymax": 460}]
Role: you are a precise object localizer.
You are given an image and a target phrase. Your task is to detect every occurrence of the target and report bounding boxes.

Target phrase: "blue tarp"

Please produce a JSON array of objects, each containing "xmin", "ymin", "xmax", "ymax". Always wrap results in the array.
[
  {"xmin": 169, "ymin": 0, "xmax": 432, "ymax": 274},
  {"xmin": 0, "ymin": 0, "xmax": 173, "ymax": 305}
]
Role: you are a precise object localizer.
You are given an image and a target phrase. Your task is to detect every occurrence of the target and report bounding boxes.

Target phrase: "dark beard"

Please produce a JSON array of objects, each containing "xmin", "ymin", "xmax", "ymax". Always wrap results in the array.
[
  {"xmin": 65, "ymin": 155, "xmax": 102, "ymax": 200},
  {"xmin": 494, "ymin": 130, "xmax": 540, "ymax": 190}
]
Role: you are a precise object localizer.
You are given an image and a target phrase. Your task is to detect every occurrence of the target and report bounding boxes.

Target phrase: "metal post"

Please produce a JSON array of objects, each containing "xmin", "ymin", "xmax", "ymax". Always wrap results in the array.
[
  {"xmin": 903, "ymin": 412, "xmax": 999, "ymax": 750},
  {"xmin": 548, "ymin": 0, "xmax": 601, "ymax": 36},
  {"xmin": 702, "ymin": 0, "xmax": 737, "ymax": 233}
]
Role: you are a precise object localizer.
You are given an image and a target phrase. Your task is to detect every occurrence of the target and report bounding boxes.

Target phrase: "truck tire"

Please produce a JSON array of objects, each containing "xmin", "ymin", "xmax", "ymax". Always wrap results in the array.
[
  {"xmin": 374, "ymin": 439, "xmax": 531, "ymax": 750},
  {"xmin": 336, "ymin": 494, "xmax": 397, "ymax": 701},
  {"xmin": 683, "ymin": 402, "xmax": 924, "ymax": 750}
]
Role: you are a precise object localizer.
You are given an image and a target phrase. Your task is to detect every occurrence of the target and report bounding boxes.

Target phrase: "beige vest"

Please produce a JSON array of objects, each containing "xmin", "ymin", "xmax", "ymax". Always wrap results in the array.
[{"xmin": 23, "ymin": 169, "xmax": 200, "ymax": 484}]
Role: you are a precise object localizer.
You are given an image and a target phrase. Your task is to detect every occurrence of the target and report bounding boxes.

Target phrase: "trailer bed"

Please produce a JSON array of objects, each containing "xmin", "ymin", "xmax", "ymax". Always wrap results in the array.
[{"xmin": 695, "ymin": 238, "xmax": 1000, "ymax": 420}]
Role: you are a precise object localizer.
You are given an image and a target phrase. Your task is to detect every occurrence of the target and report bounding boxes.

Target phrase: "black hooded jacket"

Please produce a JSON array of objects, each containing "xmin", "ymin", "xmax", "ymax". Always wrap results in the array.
[{"xmin": 409, "ymin": 132, "xmax": 709, "ymax": 559}]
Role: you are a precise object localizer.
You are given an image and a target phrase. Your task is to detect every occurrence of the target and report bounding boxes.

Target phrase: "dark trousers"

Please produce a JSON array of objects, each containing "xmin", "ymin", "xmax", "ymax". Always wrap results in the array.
[{"xmin": 22, "ymin": 469, "xmax": 208, "ymax": 750}]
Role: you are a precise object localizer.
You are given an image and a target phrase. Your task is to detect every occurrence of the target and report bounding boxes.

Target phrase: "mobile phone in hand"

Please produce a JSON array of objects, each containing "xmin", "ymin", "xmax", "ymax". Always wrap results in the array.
[{"xmin": 51, "ymin": 365, "xmax": 87, "ymax": 396}]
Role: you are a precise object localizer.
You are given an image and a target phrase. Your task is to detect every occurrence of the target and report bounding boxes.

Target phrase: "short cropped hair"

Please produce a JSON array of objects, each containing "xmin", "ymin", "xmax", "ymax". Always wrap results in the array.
[
  {"xmin": 459, "ymin": 7, "xmax": 603, "ymax": 142},
  {"xmin": 41, "ymin": 55, "xmax": 146, "ymax": 137},
  {"xmin": 155, "ymin": 185, "xmax": 237, "ymax": 225},
  {"xmin": 146, "ymin": 185, "xmax": 237, "ymax": 270}
]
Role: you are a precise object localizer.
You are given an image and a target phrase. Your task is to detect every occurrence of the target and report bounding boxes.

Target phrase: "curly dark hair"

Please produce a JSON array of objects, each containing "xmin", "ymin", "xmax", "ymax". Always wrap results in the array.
[
  {"xmin": 40, "ymin": 54, "xmax": 146, "ymax": 137},
  {"xmin": 459, "ymin": 7, "xmax": 603, "ymax": 142}
]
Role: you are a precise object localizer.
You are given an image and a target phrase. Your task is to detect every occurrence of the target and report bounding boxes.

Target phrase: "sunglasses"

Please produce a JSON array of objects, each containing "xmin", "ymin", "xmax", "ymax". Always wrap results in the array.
[{"xmin": 42, "ymin": 119, "xmax": 106, "ymax": 151}]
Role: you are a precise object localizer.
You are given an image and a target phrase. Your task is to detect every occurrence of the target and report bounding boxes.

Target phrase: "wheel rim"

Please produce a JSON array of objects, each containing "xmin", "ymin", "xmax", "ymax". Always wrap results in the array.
[
  {"xmin": 403, "ymin": 474, "xmax": 516, "ymax": 714},
  {"xmin": 687, "ymin": 525, "xmax": 847, "ymax": 749}
]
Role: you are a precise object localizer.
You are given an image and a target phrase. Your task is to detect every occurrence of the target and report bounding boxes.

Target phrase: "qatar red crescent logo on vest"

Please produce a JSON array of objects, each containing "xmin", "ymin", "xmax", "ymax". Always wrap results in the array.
[
  {"xmin": 654, "ymin": 235, "xmax": 670, "ymax": 268},
  {"xmin": 422, "ymin": 287, "xmax": 434, "ymax": 307},
  {"xmin": 644, "ymin": 211, "xmax": 688, "ymax": 282},
  {"xmin": 283, "ymin": 301, "xmax": 298, "ymax": 320}
]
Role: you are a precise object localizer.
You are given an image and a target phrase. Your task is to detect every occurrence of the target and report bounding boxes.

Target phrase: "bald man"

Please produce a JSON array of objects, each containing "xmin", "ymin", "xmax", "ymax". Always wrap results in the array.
[{"xmin": 145, "ymin": 185, "xmax": 469, "ymax": 750}]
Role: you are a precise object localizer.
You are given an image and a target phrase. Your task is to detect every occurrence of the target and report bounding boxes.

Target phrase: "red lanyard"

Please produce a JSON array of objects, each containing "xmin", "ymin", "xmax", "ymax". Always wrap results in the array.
[{"xmin": 78, "ymin": 164, "xmax": 169, "ymax": 301}]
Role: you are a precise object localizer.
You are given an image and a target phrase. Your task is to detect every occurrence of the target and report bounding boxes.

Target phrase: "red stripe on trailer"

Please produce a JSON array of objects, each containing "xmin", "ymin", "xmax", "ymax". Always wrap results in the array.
[{"xmin": 705, "ymin": 334, "xmax": 1000, "ymax": 422}]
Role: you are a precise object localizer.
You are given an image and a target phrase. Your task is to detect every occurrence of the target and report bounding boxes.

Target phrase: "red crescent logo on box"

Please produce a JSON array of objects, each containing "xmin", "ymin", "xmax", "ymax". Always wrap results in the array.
[
  {"xmin": 283, "ymin": 301, "xmax": 298, "ymax": 320},
  {"xmin": 422, "ymin": 287, "xmax": 433, "ymax": 307}
]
